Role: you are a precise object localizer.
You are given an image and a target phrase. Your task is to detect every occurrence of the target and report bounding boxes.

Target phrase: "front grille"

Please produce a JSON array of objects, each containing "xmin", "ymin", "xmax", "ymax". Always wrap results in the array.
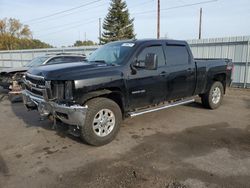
[
  {"xmin": 24, "ymin": 74, "xmax": 66, "ymax": 100},
  {"xmin": 25, "ymin": 85, "xmax": 43, "ymax": 96},
  {"xmin": 25, "ymin": 74, "xmax": 45, "ymax": 87},
  {"xmin": 24, "ymin": 73, "xmax": 46, "ymax": 97}
]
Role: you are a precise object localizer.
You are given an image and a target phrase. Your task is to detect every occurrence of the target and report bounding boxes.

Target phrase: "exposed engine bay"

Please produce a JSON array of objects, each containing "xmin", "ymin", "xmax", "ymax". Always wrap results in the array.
[{"xmin": 0, "ymin": 71, "xmax": 26, "ymax": 102}]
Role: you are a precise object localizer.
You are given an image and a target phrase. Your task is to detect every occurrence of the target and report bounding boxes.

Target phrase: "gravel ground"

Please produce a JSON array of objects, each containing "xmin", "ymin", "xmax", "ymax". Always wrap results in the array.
[{"xmin": 0, "ymin": 88, "xmax": 249, "ymax": 188}]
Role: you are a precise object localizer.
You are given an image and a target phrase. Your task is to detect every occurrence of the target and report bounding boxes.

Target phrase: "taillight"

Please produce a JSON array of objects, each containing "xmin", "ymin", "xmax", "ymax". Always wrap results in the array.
[{"xmin": 227, "ymin": 63, "xmax": 234, "ymax": 72}]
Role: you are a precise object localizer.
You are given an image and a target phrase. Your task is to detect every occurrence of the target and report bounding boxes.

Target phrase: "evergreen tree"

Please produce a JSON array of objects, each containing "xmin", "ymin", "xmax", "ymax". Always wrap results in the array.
[{"xmin": 101, "ymin": 0, "xmax": 135, "ymax": 44}]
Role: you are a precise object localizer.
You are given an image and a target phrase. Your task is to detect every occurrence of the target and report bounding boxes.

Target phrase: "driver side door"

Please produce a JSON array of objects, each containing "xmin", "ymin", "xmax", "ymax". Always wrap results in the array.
[{"xmin": 126, "ymin": 44, "xmax": 167, "ymax": 110}]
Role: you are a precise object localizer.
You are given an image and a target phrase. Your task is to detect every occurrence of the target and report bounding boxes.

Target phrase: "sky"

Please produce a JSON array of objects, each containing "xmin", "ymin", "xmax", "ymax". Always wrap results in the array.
[{"xmin": 0, "ymin": 0, "xmax": 250, "ymax": 47}]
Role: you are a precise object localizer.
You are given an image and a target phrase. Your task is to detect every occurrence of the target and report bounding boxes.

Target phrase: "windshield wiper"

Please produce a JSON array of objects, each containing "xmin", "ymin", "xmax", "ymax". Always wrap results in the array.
[{"xmin": 90, "ymin": 60, "xmax": 107, "ymax": 64}]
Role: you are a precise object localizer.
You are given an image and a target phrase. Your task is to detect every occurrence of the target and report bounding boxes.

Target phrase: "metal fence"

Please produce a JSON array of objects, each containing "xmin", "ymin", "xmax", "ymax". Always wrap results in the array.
[
  {"xmin": 0, "ymin": 46, "xmax": 98, "ymax": 68},
  {"xmin": 0, "ymin": 36, "xmax": 249, "ymax": 88},
  {"xmin": 188, "ymin": 36, "xmax": 250, "ymax": 88}
]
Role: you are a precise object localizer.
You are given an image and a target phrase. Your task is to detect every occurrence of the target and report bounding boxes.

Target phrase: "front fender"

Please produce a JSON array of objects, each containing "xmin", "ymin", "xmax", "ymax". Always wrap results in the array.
[{"xmin": 77, "ymin": 89, "xmax": 112, "ymax": 104}]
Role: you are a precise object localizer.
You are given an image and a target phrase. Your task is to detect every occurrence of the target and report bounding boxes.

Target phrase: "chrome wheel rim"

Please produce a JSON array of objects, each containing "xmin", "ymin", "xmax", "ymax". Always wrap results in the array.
[
  {"xmin": 92, "ymin": 109, "xmax": 115, "ymax": 137},
  {"xmin": 211, "ymin": 87, "xmax": 221, "ymax": 104}
]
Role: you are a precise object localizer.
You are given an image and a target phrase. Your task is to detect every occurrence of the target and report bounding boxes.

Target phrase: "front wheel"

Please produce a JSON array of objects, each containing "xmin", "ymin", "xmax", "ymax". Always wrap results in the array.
[
  {"xmin": 201, "ymin": 81, "xmax": 224, "ymax": 109},
  {"xmin": 80, "ymin": 97, "xmax": 122, "ymax": 146}
]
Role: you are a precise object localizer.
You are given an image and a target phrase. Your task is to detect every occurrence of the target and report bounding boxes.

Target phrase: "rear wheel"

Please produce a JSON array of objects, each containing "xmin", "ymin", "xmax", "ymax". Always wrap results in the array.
[
  {"xmin": 80, "ymin": 97, "xmax": 122, "ymax": 146},
  {"xmin": 201, "ymin": 81, "xmax": 224, "ymax": 109}
]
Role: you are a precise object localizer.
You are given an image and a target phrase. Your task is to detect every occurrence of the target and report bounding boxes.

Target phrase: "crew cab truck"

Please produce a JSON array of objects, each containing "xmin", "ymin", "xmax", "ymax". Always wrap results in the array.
[{"xmin": 22, "ymin": 39, "xmax": 233, "ymax": 146}]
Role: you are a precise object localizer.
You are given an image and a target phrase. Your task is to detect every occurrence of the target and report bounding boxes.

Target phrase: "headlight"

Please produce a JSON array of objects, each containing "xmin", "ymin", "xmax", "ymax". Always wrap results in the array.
[{"xmin": 64, "ymin": 81, "xmax": 73, "ymax": 100}]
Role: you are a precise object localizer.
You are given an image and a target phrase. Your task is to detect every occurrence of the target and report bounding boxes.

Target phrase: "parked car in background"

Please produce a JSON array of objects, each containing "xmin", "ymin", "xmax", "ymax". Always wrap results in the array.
[
  {"xmin": 0, "ymin": 53, "xmax": 86, "ymax": 102},
  {"xmin": 22, "ymin": 39, "xmax": 233, "ymax": 146}
]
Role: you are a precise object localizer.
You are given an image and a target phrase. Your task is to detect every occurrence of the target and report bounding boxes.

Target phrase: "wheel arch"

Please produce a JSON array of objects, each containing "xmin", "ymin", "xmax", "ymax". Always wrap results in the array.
[
  {"xmin": 79, "ymin": 88, "xmax": 126, "ymax": 118},
  {"xmin": 213, "ymin": 73, "xmax": 226, "ymax": 93}
]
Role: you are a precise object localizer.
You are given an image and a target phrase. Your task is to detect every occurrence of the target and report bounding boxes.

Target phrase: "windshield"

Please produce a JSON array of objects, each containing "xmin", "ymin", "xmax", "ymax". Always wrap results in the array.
[
  {"xmin": 88, "ymin": 42, "xmax": 135, "ymax": 65},
  {"xmin": 25, "ymin": 56, "xmax": 49, "ymax": 67}
]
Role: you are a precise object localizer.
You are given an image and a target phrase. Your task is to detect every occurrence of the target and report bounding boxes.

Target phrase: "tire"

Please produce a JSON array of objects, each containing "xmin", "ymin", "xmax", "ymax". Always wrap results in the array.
[
  {"xmin": 80, "ymin": 97, "xmax": 122, "ymax": 146},
  {"xmin": 201, "ymin": 81, "xmax": 224, "ymax": 109}
]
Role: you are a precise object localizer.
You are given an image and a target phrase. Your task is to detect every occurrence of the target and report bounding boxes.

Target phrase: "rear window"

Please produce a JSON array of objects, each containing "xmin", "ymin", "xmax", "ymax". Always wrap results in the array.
[
  {"xmin": 47, "ymin": 56, "xmax": 85, "ymax": 65},
  {"xmin": 64, "ymin": 56, "xmax": 86, "ymax": 62},
  {"xmin": 25, "ymin": 56, "xmax": 49, "ymax": 67},
  {"xmin": 165, "ymin": 45, "xmax": 189, "ymax": 65}
]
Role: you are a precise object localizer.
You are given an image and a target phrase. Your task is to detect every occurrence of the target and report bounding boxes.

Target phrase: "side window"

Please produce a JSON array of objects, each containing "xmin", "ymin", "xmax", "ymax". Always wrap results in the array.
[
  {"xmin": 77, "ymin": 57, "xmax": 86, "ymax": 61},
  {"xmin": 165, "ymin": 45, "xmax": 189, "ymax": 65},
  {"xmin": 47, "ymin": 57, "xmax": 65, "ymax": 64},
  {"xmin": 136, "ymin": 46, "xmax": 166, "ymax": 67}
]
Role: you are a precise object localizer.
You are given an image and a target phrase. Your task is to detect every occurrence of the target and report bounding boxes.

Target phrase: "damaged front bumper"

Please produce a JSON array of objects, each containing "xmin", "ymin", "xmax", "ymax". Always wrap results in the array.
[{"xmin": 22, "ymin": 90, "xmax": 88, "ymax": 127}]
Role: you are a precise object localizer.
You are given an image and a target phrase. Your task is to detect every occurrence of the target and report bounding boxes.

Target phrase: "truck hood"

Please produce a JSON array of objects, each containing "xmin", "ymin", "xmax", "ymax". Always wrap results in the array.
[
  {"xmin": 27, "ymin": 62, "xmax": 123, "ymax": 80},
  {"xmin": 0, "ymin": 67, "xmax": 29, "ymax": 74}
]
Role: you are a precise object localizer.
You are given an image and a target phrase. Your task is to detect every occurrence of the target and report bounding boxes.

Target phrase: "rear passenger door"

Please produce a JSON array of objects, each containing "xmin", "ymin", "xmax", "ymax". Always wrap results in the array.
[{"xmin": 165, "ymin": 44, "xmax": 196, "ymax": 100}]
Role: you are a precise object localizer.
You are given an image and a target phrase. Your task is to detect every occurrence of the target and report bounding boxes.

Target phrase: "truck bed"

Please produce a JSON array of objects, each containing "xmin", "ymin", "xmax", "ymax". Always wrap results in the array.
[{"xmin": 194, "ymin": 58, "xmax": 233, "ymax": 95}]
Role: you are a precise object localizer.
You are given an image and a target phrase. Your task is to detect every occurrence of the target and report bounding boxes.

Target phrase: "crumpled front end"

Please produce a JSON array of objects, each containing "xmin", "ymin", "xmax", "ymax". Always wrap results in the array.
[{"xmin": 22, "ymin": 73, "xmax": 88, "ymax": 127}]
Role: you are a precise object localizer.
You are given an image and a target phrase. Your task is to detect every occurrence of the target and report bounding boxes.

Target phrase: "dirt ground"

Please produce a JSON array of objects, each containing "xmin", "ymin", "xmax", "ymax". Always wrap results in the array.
[{"xmin": 0, "ymin": 88, "xmax": 249, "ymax": 188}]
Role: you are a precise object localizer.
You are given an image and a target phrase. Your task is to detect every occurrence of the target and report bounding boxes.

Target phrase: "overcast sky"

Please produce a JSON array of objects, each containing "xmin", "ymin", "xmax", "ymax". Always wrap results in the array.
[{"xmin": 0, "ymin": 0, "xmax": 250, "ymax": 47}]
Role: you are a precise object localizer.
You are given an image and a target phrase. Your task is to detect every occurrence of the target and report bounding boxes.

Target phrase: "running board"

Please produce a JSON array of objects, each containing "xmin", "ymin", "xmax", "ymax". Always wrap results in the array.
[{"xmin": 129, "ymin": 98, "xmax": 195, "ymax": 117}]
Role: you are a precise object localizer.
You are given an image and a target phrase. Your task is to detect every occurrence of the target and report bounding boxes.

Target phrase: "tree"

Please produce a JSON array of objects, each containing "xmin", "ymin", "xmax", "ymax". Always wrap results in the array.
[
  {"xmin": 0, "ymin": 18, "xmax": 53, "ymax": 50},
  {"xmin": 0, "ymin": 18, "xmax": 32, "ymax": 50},
  {"xmin": 17, "ymin": 39, "xmax": 52, "ymax": 49},
  {"xmin": 74, "ymin": 40, "xmax": 83, "ymax": 47},
  {"xmin": 100, "ymin": 0, "xmax": 135, "ymax": 44},
  {"xmin": 73, "ymin": 40, "xmax": 96, "ymax": 46}
]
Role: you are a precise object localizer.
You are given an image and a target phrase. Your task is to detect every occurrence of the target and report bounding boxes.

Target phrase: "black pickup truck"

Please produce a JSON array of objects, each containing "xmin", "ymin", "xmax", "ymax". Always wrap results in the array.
[{"xmin": 22, "ymin": 39, "xmax": 233, "ymax": 146}]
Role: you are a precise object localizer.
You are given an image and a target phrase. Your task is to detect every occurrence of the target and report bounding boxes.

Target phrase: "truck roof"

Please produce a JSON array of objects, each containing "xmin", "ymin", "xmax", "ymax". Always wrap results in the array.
[{"xmin": 113, "ymin": 39, "xmax": 188, "ymax": 46}]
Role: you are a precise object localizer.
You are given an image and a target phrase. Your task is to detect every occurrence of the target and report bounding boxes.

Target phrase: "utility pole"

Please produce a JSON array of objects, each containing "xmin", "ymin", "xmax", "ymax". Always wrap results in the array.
[
  {"xmin": 99, "ymin": 18, "xmax": 102, "ymax": 44},
  {"xmin": 157, "ymin": 0, "xmax": 160, "ymax": 39},
  {"xmin": 84, "ymin": 32, "xmax": 87, "ymax": 42},
  {"xmin": 199, "ymin": 8, "xmax": 202, "ymax": 39}
]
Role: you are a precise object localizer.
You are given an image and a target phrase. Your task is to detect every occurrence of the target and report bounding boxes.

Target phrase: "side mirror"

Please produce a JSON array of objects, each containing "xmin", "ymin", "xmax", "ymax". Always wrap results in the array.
[{"xmin": 145, "ymin": 53, "xmax": 158, "ymax": 70}]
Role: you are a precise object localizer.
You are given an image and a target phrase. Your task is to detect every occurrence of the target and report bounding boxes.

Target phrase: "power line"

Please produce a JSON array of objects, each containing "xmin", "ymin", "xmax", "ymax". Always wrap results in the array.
[
  {"xmin": 28, "ymin": 2, "xmax": 108, "ymax": 26},
  {"xmin": 33, "ymin": 15, "xmax": 103, "ymax": 33},
  {"xmin": 33, "ymin": 0, "xmax": 159, "ymax": 35},
  {"xmin": 24, "ymin": 0, "xmax": 101, "ymax": 24},
  {"xmin": 130, "ymin": 0, "xmax": 155, "ymax": 9},
  {"xmin": 132, "ymin": 0, "xmax": 218, "ymax": 15},
  {"xmin": 29, "ymin": 0, "xmax": 153, "ymax": 26},
  {"xmin": 34, "ymin": 13, "xmax": 106, "ymax": 35},
  {"xmin": 35, "ymin": 19, "xmax": 98, "ymax": 38},
  {"xmin": 34, "ymin": 0, "xmax": 218, "ymax": 40}
]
